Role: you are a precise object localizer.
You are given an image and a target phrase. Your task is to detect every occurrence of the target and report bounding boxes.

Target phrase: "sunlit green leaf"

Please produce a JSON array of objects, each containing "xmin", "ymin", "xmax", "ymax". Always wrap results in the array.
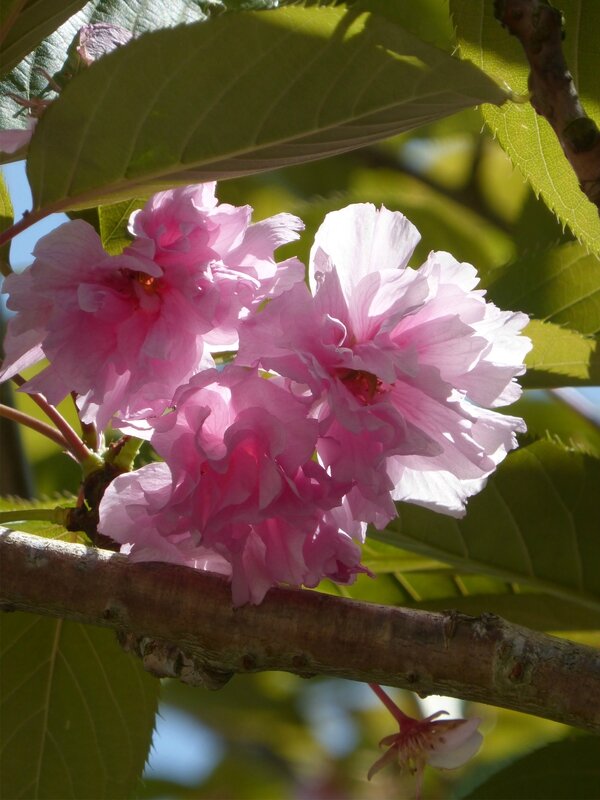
[
  {"xmin": 0, "ymin": 171, "xmax": 13, "ymax": 269},
  {"xmin": 461, "ymin": 736, "xmax": 600, "ymax": 799},
  {"xmin": 99, "ymin": 198, "xmax": 144, "ymax": 254},
  {"xmin": 373, "ymin": 440, "xmax": 600, "ymax": 616},
  {"xmin": 0, "ymin": 496, "xmax": 82, "ymax": 542},
  {"xmin": 451, "ymin": 0, "xmax": 600, "ymax": 256},
  {"xmin": 487, "ymin": 242, "xmax": 600, "ymax": 336},
  {"xmin": 521, "ymin": 319, "xmax": 600, "ymax": 388},
  {"xmin": 0, "ymin": 611, "xmax": 159, "ymax": 799},
  {"xmin": 356, "ymin": 0, "xmax": 454, "ymax": 51},
  {"xmin": 25, "ymin": 6, "xmax": 508, "ymax": 213}
]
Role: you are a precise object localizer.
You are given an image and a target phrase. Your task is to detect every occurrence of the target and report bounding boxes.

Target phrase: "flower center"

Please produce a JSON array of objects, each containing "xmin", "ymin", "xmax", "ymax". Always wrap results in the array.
[
  {"xmin": 136, "ymin": 272, "xmax": 159, "ymax": 293},
  {"xmin": 337, "ymin": 368, "xmax": 382, "ymax": 404}
]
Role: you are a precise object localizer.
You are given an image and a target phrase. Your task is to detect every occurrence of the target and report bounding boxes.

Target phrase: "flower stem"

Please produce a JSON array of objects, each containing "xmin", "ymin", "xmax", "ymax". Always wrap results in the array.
[
  {"xmin": 0, "ymin": 507, "xmax": 70, "ymax": 525},
  {"xmin": 368, "ymin": 683, "xmax": 412, "ymax": 725},
  {"xmin": 11, "ymin": 375, "xmax": 96, "ymax": 464},
  {"xmin": 106, "ymin": 435, "xmax": 142, "ymax": 472},
  {"xmin": 0, "ymin": 403, "xmax": 70, "ymax": 450}
]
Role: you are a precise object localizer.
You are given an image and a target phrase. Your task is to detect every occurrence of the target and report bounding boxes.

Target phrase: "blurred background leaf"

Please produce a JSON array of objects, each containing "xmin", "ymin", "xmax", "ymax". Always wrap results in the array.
[
  {"xmin": 371, "ymin": 439, "xmax": 600, "ymax": 624},
  {"xmin": 460, "ymin": 735, "xmax": 600, "ymax": 799},
  {"xmin": 0, "ymin": 611, "xmax": 159, "ymax": 799}
]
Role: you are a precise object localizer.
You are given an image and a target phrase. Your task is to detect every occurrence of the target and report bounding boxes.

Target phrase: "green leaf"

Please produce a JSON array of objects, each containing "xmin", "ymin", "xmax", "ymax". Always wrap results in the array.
[
  {"xmin": 461, "ymin": 736, "xmax": 600, "ymax": 800},
  {"xmin": 0, "ymin": 170, "xmax": 14, "ymax": 270},
  {"xmin": 0, "ymin": 496, "xmax": 83, "ymax": 543},
  {"xmin": 486, "ymin": 242, "xmax": 600, "ymax": 337},
  {"xmin": 450, "ymin": 0, "xmax": 600, "ymax": 256},
  {"xmin": 521, "ymin": 319, "xmax": 600, "ymax": 389},
  {"xmin": 0, "ymin": 0, "xmax": 224, "ymax": 144},
  {"xmin": 372, "ymin": 439, "xmax": 600, "ymax": 615},
  {"xmin": 99, "ymin": 197, "xmax": 145, "ymax": 254},
  {"xmin": 414, "ymin": 592, "xmax": 600, "ymax": 632},
  {"xmin": 0, "ymin": 0, "xmax": 27, "ymax": 45},
  {"xmin": 0, "ymin": 0, "xmax": 88, "ymax": 77},
  {"xmin": 25, "ymin": 6, "xmax": 508, "ymax": 213},
  {"xmin": 329, "ymin": 540, "xmax": 600, "ymax": 630},
  {"xmin": 0, "ymin": 611, "xmax": 159, "ymax": 800},
  {"xmin": 354, "ymin": 0, "xmax": 454, "ymax": 51},
  {"xmin": 510, "ymin": 391, "xmax": 600, "ymax": 455}
]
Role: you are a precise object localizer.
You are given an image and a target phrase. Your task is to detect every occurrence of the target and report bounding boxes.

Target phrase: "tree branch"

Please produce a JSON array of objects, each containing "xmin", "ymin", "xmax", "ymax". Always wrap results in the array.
[
  {"xmin": 495, "ymin": 0, "xmax": 600, "ymax": 212},
  {"xmin": 1, "ymin": 529, "xmax": 599, "ymax": 733}
]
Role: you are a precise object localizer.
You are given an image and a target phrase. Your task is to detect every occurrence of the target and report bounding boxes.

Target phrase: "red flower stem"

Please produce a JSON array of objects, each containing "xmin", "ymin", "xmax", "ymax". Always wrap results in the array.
[
  {"xmin": 71, "ymin": 392, "xmax": 99, "ymax": 451},
  {"xmin": 0, "ymin": 403, "xmax": 70, "ymax": 450},
  {"xmin": 368, "ymin": 683, "xmax": 412, "ymax": 725},
  {"xmin": 11, "ymin": 375, "xmax": 95, "ymax": 464}
]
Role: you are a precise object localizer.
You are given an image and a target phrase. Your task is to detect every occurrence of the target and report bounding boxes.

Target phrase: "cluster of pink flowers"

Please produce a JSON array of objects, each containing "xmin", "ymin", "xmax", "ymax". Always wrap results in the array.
[{"xmin": 0, "ymin": 183, "xmax": 531, "ymax": 604}]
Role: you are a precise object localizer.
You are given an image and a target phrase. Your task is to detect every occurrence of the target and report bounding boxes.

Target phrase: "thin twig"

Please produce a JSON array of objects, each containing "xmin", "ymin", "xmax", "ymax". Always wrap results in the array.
[
  {"xmin": 11, "ymin": 375, "xmax": 95, "ymax": 464},
  {"xmin": 0, "ymin": 403, "xmax": 70, "ymax": 450},
  {"xmin": 0, "ymin": 211, "xmax": 45, "ymax": 255},
  {"xmin": 1, "ymin": 530, "xmax": 598, "ymax": 733}
]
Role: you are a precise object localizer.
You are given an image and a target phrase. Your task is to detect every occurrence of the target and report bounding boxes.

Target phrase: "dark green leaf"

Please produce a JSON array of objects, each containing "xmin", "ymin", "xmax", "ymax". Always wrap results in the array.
[
  {"xmin": 461, "ymin": 736, "xmax": 600, "ymax": 800},
  {"xmin": 413, "ymin": 592, "xmax": 600, "ymax": 631},
  {"xmin": 0, "ymin": 611, "xmax": 159, "ymax": 799},
  {"xmin": 0, "ymin": 0, "xmax": 27, "ymax": 45},
  {"xmin": 487, "ymin": 242, "xmax": 600, "ymax": 337},
  {"xmin": 0, "ymin": 0, "xmax": 88, "ymax": 77},
  {"xmin": 373, "ymin": 440, "xmax": 600, "ymax": 614},
  {"xmin": 25, "ymin": 6, "xmax": 508, "ymax": 213},
  {"xmin": 329, "ymin": 540, "xmax": 600, "ymax": 630}
]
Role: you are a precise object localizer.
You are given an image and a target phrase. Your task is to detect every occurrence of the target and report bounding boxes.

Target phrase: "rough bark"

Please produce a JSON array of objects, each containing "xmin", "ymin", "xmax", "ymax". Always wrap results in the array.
[
  {"xmin": 495, "ymin": 0, "xmax": 600, "ymax": 212},
  {"xmin": 1, "ymin": 529, "xmax": 599, "ymax": 732}
]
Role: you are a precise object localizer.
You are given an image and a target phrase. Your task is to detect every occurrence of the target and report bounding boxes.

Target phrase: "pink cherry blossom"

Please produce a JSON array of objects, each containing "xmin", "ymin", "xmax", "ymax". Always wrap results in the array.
[
  {"xmin": 76, "ymin": 23, "xmax": 133, "ymax": 65},
  {"xmin": 239, "ymin": 203, "xmax": 531, "ymax": 522},
  {"xmin": 98, "ymin": 366, "xmax": 367, "ymax": 604},
  {"xmin": 0, "ymin": 120, "xmax": 37, "ymax": 154},
  {"xmin": 0, "ymin": 185, "xmax": 304, "ymax": 430},
  {"xmin": 128, "ymin": 182, "xmax": 305, "ymax": 344},
  {"xmin": 0, "ymin": 219, "xmax": 210, "ymax": 430},
  {"xmin": 368, "ymin": 684, "xmax": 482, "ymax": 799}
]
